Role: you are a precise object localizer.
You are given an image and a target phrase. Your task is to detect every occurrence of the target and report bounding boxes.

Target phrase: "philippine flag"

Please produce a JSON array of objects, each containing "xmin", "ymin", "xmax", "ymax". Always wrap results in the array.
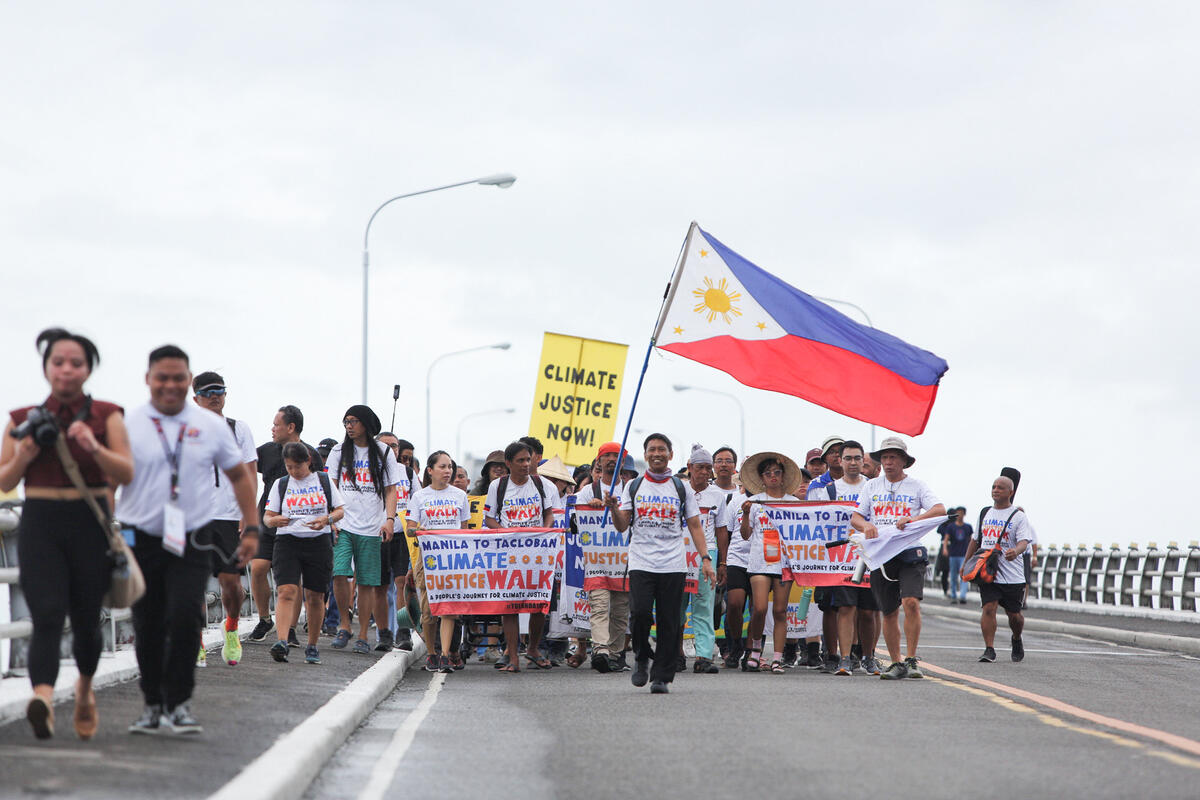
[{"xmin": 654, "ymin": 223, "xmax": 949, "ymax": 436}]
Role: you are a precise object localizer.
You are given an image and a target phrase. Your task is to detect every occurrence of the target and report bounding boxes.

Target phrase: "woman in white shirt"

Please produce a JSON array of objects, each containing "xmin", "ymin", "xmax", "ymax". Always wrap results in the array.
[
  {"xmin": 407, "ymin": 451, "xmax": 470, "ymax": 674},
  {"xmin": 739, "ymin": 452, "xmax": 803, "ymax": 674}
]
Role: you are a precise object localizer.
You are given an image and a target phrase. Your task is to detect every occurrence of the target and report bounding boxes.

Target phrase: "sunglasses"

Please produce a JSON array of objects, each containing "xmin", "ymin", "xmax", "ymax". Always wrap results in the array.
[{"xmin": 196, "ymin": 388, "xmax": 226, "ymax": 398}]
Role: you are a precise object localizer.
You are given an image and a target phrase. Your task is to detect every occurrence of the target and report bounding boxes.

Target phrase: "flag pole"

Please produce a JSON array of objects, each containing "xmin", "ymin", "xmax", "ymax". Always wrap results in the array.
[{"xmin": 601, "ymin": 223, "xmax": 698, "ymax": 525}]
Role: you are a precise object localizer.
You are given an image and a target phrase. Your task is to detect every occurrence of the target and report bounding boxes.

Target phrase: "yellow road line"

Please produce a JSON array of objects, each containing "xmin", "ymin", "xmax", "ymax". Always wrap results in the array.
[{"xmin": 923, "ymin": 662, "xmax": 1200, "ymax": 766}]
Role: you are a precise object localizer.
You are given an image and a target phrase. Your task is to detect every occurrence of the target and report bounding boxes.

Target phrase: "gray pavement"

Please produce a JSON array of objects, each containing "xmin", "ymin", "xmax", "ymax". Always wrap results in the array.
[
  {"xmin": 0, "ymin": 636, "xmax": 390, "ymax": 799},
  {"xmin": 310, "ymin": 614, "xmax": 1200, "ymax": 800},
  {"xmin": 926, "ymin": 591, "xmax": 1200, "ymax": 638}
]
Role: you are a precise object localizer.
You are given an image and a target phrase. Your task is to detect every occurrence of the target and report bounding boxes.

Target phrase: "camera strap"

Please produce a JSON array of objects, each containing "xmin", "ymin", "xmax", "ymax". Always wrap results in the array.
[{"xmin": 52, "ymin": 434, "xmax": 114, "ymax": 540}]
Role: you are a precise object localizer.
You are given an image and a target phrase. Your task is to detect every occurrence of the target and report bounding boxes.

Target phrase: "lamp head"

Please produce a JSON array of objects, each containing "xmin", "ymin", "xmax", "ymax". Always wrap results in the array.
[
  {"xmin": 494, "ymin": 343, "xmax": 512, "ymax": 350},
  {"xmin": 673, "ymin": 384, "xmax": 689, "ymax": 392},
  {"xmin": 477, "ymin": 173, "xmax": 517, "ymax": 189}
]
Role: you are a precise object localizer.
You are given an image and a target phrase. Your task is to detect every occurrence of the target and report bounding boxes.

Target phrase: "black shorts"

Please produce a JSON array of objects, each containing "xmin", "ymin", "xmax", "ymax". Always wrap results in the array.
[
  {"xmin": 725, "ymin": 565, "xmax": 751, "ymax": 593},
  {"xmin": 273, "ymin": 534, "xmax": 334, "ymax": 593},
  {"xmin": 869, "ymin": 558, "xmax": 926, "ymax": 615},
  {"xmin": 980, "ymin": 582, "xmax": 1026, "ymax": 614},
  {"xmin": 814, "ymin": 586, "xmax": 834, "ymax": 612},
  {"xmin": 255, "ymin": 527, "xmax": 276, "ymax": 561},
  {"xmin": 205, "ymin": 520, "xmax": 243, "ymax": 578},
  {"xmin": 829, "ymin": 585, "xmax": 880, "ymax": 611},
  {"xmin": 379, "ymin": 536, "xmax": 411, "ymax": 585}
]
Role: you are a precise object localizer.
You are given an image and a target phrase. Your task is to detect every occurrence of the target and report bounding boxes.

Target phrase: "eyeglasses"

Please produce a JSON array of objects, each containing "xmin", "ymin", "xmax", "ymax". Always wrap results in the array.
[
  {"xmin": 343, "ymin": 418, "xmax": 361, "ymax": 427},
  {"xmin": 196, "ymin": 388, "xmax": 226, "ymax": 398}
]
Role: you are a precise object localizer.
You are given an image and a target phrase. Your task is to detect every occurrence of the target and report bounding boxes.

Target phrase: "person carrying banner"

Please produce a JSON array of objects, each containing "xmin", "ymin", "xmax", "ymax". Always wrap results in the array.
[
  {"xmin": 828, "ymin": 440, "xmax": 881, "ymax": 676},
  {"xmin": 574, "ymin": 441, "xmax": 628, "ymax": 673},
  {"xmin": 684, "ymin": 445, "xmax": 728, "ymax": 674},
  {"xmin": 377, "ymin": 431, "xmax": 421, "ymax": 653},
  {"xmin": 964, "ymin": 476, "xmax": 1033, "ymax": 663},
  {"xmin": 738, "ymin": 452, "xmax": 803, "ymax": 674},
  {"xmin": 850, "ymin": 437, "xmax": 945, "ymax": 680},
  {"xmin": 263, "ymin": 442, "xmax": 344, "ymax": 665},
  {"xmin": 484, "ymin": 441, "xmax": 559, "ymax": 672},
  {"xmin": 327, "ymin": 405, "xmax": 399, "ymax": 655},
  {"xmin": 407, "ymin": 451, "xmax": 471, "ymax": 673},
  {"xmin": 606, "ymin": 433, "xmax": 715, "ymax": 694}
]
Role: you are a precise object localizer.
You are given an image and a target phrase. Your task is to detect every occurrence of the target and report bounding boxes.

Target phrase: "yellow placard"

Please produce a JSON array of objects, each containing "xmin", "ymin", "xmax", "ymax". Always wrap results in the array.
[
  {"xmin": 528, "ymin": 332, "xmax": 628, "ymax": 466},
  {"xmin": 466, "ymin": 495, "xmax": 486, "ymax": 530}
]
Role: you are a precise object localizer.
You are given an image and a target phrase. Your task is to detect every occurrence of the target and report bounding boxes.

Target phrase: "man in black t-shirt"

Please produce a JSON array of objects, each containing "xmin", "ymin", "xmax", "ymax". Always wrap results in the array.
[
  {"xmin": 941, "ymin": 507, "xmax": 973, "ymax": 604},
  {"xmin": 248, "ymin": 405, "xmax": 325, "ymax": 643}
]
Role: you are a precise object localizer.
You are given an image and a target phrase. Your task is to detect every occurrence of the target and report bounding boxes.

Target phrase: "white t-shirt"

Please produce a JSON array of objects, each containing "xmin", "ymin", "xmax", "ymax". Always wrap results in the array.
[
  {"xmin": 691, "ymin": 484, "xmax": 728, "ymax": 555},
  {"xmin": 484, "ymin": 476, "xmax": 559, "ymax": 528},
  {"xmin": 325, "ymin": 441, "xmax": 400, "ymax": 536},
  {"xmin": 116, "ymin": 402, "xmax": 244, "ymax": 535},
  {"xmin": 855, "ymin": 474, "xmax": 941, "ymax": 557},
  {"xmin": 574, "ymin": 478, "xmax": 624, "ymax": 507},
  {"xmin": 833, "ymin": 475, "xmax": 869, "ymax": 505},
  {"xmin": 212, "ymin": 417, "xmax": 257, "ymax": 522},
  {"xmin": 408, "ymin": 485, "xmax": 471, "ymax": 530},
  {"xmin": 977, "ymin": 506, "xmax": 1034, "ymax": 584},
  {"xmin": 266, "ymin": 472, "xmax": 345, "ymax": 538},
  {"xmin": 394, "ymin": 464, "xmax": 421, "ymax": 515},
  {"xmin": 744, "ymin": 492, "xmax": 801, "ymax": 575},
  {"xmin": 718, "ymin": 489, "xmax": 750, "ymax": 568},
  {"xmin": 620, "ymin": 476, "xmax": 701, "ymax": 574}
]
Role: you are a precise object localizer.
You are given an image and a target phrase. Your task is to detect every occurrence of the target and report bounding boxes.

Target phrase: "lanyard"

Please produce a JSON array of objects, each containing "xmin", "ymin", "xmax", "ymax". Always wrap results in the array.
[{"xmin": 150, "ymin": 416, "xmax": 187, "ymax": 502}]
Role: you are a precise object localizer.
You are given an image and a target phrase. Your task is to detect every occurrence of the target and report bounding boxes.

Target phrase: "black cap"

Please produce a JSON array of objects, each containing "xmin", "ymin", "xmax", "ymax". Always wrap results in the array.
[{"xmin": 192, "ymin": 371, "xmax": 225, "ymax": 393}]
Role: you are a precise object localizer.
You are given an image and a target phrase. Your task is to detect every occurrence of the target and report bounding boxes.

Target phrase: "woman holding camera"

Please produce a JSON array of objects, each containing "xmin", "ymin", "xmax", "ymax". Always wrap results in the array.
[{"xmin": 0, "ymin": 329, "xmax": 133, "ymax": 740}]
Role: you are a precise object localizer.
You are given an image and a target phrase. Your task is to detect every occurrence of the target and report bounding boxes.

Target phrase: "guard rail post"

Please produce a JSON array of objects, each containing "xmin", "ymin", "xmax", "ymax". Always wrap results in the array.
[
  {"xmin": 1139, "ymin": 543, "xmax": 1165, "ymax": 609},
  {"xmin": 1183, "ymin": 543, "xmax": 1200, "ymax": 612},
  {"xmin": 1119, "ymin": 543, "xmax": 1140, "ymax": 607}
]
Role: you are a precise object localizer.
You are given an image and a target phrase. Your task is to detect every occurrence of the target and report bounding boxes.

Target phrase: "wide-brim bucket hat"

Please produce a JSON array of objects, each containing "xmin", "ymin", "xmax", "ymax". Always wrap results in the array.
[
  {"xmin": 870, "ymin": 436, "xmax": 915, "ymax": 468},
  {"xmin": 740, "ymin": 451, "xmax": 803, "ymax": 496}
]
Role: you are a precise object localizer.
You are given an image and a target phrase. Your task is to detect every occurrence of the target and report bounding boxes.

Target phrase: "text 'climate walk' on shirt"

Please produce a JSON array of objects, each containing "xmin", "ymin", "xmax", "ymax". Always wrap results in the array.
[
  {"xmin": 620, "ymin": 476, "xmax": 700, "ymax": 574},
  {"xmin": 484, "ymin": 476, "xmax": 560, "ymax": 528},
  {"xmin": 266, "ymin": 472, "xmax": 345, "ymax": 538},
  {"xmin": 325, "ymin": 441, "xmax": 400, "ymax": 536},
  {"xmin": 977, "ymin": 506, "xmax": 1034, "ymax": 584}
]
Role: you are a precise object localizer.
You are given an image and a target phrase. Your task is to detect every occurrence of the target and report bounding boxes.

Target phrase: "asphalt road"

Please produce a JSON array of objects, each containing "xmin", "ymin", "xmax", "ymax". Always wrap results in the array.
[
  {"xmin": 0, "ymin": 636, "xmax": 385, "ymax": 799},
  {"xmin": 310, "ymin": 612, "xmax": 1200, "ymax": 800}
]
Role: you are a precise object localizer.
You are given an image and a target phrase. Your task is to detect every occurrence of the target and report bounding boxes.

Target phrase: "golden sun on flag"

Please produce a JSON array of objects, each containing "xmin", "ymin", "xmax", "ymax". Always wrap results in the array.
[{"xmin": 692, "ymin": 277, "xmax": 742, "ymax": 324}]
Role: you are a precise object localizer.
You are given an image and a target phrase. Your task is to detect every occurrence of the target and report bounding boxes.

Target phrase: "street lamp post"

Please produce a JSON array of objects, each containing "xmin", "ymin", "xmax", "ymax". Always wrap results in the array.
[
  {"xmin": 456, "ymin": 408, "xmax": 515, "ymax": 460},
  {"xmin": 360, "ymin": 173, "xmax": 516, "ymax": 404},
  {"xmin": 426, "ymin": 343, "xmax": 512, "ymax": 454},
  {"xmin": 672, "ymin": 385, "xmax": 745, "ymax": 457},
  {"xmin": 813, "ymin": 295, "xmax": 876, "ymax": 451}
]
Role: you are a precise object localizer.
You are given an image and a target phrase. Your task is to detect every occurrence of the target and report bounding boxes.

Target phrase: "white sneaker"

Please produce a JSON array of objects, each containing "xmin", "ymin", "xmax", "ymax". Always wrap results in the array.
[
  {"xmin": 482, "ymin": 646, "xmax": 501, "ymax": 663},
  {"xmin": 196, "ymin": 647, "xmax": 207, "ymax": 668}
]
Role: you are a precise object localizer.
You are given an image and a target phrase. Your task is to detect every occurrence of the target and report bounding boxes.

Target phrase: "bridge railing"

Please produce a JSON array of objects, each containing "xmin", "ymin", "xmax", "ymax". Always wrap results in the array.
[{"xmin": 925, "ymin": 541, "xmax": 1200, "ymax": 613}]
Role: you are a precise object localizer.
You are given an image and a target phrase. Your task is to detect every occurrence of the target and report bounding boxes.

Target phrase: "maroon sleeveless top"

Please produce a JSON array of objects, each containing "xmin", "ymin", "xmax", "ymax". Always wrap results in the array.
[{"xmin": 10, "ymin": 395, "xmax": 124, "ymax": 488}]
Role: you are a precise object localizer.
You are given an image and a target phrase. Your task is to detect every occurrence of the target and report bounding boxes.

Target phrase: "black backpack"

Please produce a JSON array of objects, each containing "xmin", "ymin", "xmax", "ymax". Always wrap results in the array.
[
  {"xmin": 213, "ymin": 417, "xmax": 241, "ymax": 487},
  {"xmin": 276, "ymin": 471, "xmax": 336, "ymax": 516},
  {"xmin": 626, "ymin": 475, "xmax": 689, "ymax": 529}
]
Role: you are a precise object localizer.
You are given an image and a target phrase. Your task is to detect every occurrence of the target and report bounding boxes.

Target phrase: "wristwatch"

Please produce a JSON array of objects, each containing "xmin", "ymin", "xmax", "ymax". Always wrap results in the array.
[{"xmin": 701, "ymin": 555, "xmax": 712, "ymax": 562}]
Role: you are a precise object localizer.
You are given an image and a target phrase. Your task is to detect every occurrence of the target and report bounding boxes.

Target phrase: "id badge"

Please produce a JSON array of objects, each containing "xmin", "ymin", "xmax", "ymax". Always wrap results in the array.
[{"xmin": 163, "ymin": 502, "xmax": 186, "ymax": 556}]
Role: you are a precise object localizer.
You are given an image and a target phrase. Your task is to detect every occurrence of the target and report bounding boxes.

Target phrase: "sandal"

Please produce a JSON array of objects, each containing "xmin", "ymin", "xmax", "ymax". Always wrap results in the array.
[
  {"xmin": 770, "ymin": 660, "xmax": 785, "ymax": 674},
  {"xmin": 525, "ymin": 652, "xmax": 552, "ymax": 670},
  {"xmin": 565, "ymin": 651, "xmax": 586, "ymax": 669},
  {"xmin": 742, "ymin": 651, "xmax": 762, "ymax": 672},
  {"xmin": 500, "ymin": 663, "xmax": 521, "ymax": 673}
]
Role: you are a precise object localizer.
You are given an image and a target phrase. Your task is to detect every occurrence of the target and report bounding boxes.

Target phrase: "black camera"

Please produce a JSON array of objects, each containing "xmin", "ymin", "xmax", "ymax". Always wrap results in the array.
[{"xmin": 9, "ymin": 407, "xmax": 59, "ymax": 447}]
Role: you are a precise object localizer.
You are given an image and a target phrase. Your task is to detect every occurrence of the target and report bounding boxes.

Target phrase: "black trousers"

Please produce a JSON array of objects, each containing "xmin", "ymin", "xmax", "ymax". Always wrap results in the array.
[
  {"xmin": 17, "ymin": 498, "xmax": 111, "ymax": 687},
  {"xmin": 131, "ymin": 529, "xmax": 209, "ymax": 710},
  {"xmin": 629, "ymin": 569, "xmax": 685, "ymax": 684}
]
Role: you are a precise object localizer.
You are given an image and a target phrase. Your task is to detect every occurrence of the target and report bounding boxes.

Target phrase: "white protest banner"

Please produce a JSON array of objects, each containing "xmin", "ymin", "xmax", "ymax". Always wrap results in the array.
[
  {"xmin": 764, "ymin": 590, "xmax": 822, "ymax": 639},
  {"xmin": 757, "ymin": 501, "xmax": 860, "ymax": 585},
  {"xmin": 549, "ymin": 511, "xmax": 590, "ymax": 638},
  {"xmin": 418, "ymin": 528, "xmax": 561, "ymax": 615},
  {"xmin": 573, "ymin": 505, "xmax": 628, "ymax": 592}
]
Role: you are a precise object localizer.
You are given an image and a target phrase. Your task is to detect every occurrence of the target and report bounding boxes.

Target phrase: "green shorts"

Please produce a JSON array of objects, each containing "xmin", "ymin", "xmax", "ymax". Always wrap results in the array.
[{"xmin": 333, "ymin": 530, "xmax": 383, "ymax": 587}]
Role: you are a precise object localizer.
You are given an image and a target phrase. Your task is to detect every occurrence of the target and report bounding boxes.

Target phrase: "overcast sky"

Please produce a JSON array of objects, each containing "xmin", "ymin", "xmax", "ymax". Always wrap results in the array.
[{"xmin": 3, "ymin": 3, "xmax": 1197, "ymax": 549}]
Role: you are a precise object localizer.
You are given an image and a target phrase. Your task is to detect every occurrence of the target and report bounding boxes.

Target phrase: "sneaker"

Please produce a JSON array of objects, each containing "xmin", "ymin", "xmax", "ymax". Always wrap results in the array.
[
  {"xmin": 128, "ymin": 704, "xmax": 164, "ymax": 735},
  {"xmin": 321, "ymin": 621, "xmax": 339, "ymax": 637},
  {"xmin": 162, "ymin": 703, "xmax": 202, "ymax": 735},
  {"xmin": 482, "ymin": 646, "xmax": 501, "ymax": 663},
  {"xmin": 396, "ymin": 629, "xmax": 414, "ymax": 652},
  {"xmin": 820, "ymin": 655, "xmax": 838, "ymax": 674},
  {"xmin": 270, "ymin": 640, "xmax": 289, "ymax": 663},
  {"xmin": 437, "ymin": 655, "xmax": 453, "ymax": 674},
  {"xmin": 806, "ymin": 649, "xmax": 823, "ymax": 669},
  {"xmin": 904, "ymin": 656, "xmax": 924, "ymax": 679},
  {"xmin": 1011, "ymin": 637, "xmax": 1025, "ymax": 663},
  {"xmin": 222, "ymin": 629, "xmax": 242, "ymax": 666},
  {"xmin": 880, "ymin": 660, "xmax": 909, "ymax": 680},
  {"xmin": 650, "ymin": 680, "xmax": 669, "ymax": 694},
  {"xmin": 330, "ymin": 629, "xmax": 352, "ymax": 649},
  {"xmin": 375, "ymin": 629, "xmax": 394, "ymax": 652},
  {"xmin": 862, "ymin": 657, "xmax": 883, "ymax": 676},
  {"xmin": 591, "ymin": 651, "xmax": 612, "ymax": 673},
  {"xmin": 288, "ymin": 628, "xmax": 301, "ymax": 648},
  {"xmin": 425, "ymin": 654, "xmax": 439, "ymax": 672},
  {"xmin": 352, "ymin": 638, "xmax": 370, "ymax": 655},
  {"xmin": 849, "ymin": 656, "xmax": 863, "ymax": 674},
  {"xmin": 248, "ymin": 617, "xmax": 275, "ymax": 642},
  {"xmin": 693, "ymin": 658, "xmax": 719, "ymax": 674},
  {"xmin": 674, "ymin": 655, "xmax": 687, "ymax": 673},
  {"xmin": 305, "ymin": 645, "xmax": 321, "ymax": 665},
  {"xmin": 631, "ymin": 659, "xmax": 649, "ymax": 687},
  {"xmin": 196, "ymin": 646, "xmax": 207, "ymax": 668},
  {"xmin": 610, "ymin": 653, "xmax": 630, "ymax": 672},
  {"xmin": 26, "ymin": 696, "xmax": 53, "ymax": 740},
  {"xmin": 979, "ymin": 647, "xmax": 997, "ymax": 663},
  {"xmin": 835, "ymin": 657, "xmax": 854, "ymax": 676}
]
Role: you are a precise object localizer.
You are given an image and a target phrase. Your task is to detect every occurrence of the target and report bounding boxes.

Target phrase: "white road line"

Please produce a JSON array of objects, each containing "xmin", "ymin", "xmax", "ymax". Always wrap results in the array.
[
  {"xmin": 917, "ymin": 644, "xmax": 1154, "ymax": 656},
  {"xmin": 358, "ymin": 673, "xmax": 446, "ymax": 800}
]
